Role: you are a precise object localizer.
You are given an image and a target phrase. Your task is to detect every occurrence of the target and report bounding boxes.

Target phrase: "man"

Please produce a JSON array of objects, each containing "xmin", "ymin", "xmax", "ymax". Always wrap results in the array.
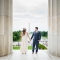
[{"xmin": 31, "ymin": 27, "xmax": 41, "ymax": 54}]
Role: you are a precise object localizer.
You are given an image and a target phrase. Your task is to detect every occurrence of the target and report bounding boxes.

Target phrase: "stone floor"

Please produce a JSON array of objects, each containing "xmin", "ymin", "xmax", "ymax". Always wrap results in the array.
[{"xmin": 0, "ymin": 50, "xmax": 60, "ymax": 60}]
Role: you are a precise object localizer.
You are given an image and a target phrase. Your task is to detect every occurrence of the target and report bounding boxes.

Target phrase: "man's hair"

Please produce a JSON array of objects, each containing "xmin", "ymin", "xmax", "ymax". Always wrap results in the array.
[{"xmin": 35, "ymin": 27, "xmax": 38, "ymax": 30}]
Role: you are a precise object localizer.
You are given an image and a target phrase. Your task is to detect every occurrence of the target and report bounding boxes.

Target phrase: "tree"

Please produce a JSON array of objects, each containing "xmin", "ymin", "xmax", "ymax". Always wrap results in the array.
[
  {"xmin": 13, "ymin": 36, "xmax": 17, "ymax": 41},
  {"xmin": 13, "ymin": 30, "xmax": 21, "ymax": 41},
  {"xmin": 41, "ymin": 31, "xmax": 48, "ymax": 37}
]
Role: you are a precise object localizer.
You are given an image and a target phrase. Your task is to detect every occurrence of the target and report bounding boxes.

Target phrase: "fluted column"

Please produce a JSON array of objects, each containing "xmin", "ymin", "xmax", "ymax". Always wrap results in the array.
[
  {"xmin": 0, "ymin": 0, "xmax": 12, "ymax": 56},
  {"xmin": 48, "ymin": 0, "xmax": 60, "ymax": 56}
]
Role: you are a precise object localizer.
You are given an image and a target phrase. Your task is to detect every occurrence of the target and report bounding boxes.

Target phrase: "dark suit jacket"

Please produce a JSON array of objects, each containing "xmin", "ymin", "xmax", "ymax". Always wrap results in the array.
[{"xmin": 31, "ymin": 31, "xmax": 41, "ymax": 42}]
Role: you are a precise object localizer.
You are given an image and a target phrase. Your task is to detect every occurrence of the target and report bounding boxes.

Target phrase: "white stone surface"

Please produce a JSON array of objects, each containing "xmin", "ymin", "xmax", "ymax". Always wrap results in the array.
[
  {"xmin": 48, "ymin": 0, "xmax": 60, "ymax": 56},
  {"xmin": 0, "ymin": 0, "xmax": 12, "ymax": 56},
  {"xmin": 0, "ymin": 50, "xmax": 60, "ymax": 60}
]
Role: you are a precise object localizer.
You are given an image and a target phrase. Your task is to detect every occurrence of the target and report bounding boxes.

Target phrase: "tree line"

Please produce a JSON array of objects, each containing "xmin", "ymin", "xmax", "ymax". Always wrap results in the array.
[
  {"xmin": 13, "ymin": 30, "xmax": 48, "ymax": 41},
  {"xmin": 13, "ymin": 30, "xmax": 21, "ymax": 41}
]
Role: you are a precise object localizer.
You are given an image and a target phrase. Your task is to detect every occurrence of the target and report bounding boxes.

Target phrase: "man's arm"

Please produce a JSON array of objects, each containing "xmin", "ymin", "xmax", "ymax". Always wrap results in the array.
[
  {"xmin": 31, "ymin": 32, "xmax": 34, "ymax": 40},
  {"xmin": 39, "ymin": 31, "xmax": 41, "ymax": 41}
]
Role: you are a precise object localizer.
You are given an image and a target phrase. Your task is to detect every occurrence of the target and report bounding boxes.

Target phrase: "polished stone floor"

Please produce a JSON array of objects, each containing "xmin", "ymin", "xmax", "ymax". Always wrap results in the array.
[{"xmin": 0, "ymin": 50, "xmax": 60, "ymax": 60}]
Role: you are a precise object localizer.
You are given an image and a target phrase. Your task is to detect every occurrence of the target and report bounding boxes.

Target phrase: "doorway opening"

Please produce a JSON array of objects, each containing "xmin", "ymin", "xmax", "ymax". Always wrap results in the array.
[{"xmin": 13, "ymin": 0, "xmax": 48, "ymax": 50}]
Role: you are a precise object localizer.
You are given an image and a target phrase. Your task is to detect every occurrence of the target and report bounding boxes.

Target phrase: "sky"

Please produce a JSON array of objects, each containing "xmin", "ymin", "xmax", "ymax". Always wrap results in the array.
[{"xmin": 13, "ymin": 0, "xmax": 48, "ymax": 32}]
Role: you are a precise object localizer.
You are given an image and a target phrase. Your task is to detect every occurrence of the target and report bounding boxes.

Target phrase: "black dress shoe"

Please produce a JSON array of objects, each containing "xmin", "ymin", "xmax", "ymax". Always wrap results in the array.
[
  {"xmin": 32, "ymin": 52, "xmax": 34, "ymax": 54},
  {"xmin": 35, "ymin": 52, "xmax": 37, "ymax": 54}
]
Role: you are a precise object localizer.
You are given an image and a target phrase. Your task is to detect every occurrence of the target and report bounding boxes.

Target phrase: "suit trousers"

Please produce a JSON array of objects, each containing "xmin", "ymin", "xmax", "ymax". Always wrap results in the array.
[{"xmin": 32, "ymin": 41, "xmax": 39, "ymax": 53}]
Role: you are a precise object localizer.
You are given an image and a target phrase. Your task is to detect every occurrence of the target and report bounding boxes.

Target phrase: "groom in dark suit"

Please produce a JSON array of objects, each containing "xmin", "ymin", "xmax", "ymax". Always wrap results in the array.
[{"xmin": 31, "ymin": 27, "xmax": 41, "ymax": 54}]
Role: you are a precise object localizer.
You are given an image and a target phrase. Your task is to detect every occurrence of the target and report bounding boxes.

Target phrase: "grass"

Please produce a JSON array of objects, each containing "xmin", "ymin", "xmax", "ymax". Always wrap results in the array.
[
  {"xmin": 13, "ymin": 46, "xmax": 32, "ymax": 50},
  {"xmin": 39, "ymin": 44, "xmax": 47, "ymax": 50},
  {"xmin": 13, "ymin": 44, "xmax": 47, "ymax": 50},
  {"xmin": 13, "ymin": 46, "xmax": 20, "ymax": 50},
  {"xmin": 28, "ymin": 46, "xmax": 32, "ymax": 50}
]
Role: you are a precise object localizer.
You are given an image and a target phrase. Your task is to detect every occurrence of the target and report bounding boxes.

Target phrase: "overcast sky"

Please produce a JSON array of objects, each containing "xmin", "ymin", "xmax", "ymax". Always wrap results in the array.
[{"xmin": 13, "ymin": 0, "xmax": 48, "ymax": 32}]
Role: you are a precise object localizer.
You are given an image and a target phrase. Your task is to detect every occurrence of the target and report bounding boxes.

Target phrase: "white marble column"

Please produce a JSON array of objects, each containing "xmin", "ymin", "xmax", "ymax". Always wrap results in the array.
[
  {"xmin": 48, "ymin": 0, "xmax": 60, "ymax": 56},
  {"xmin": 0, "ymin": 0, "xmax": 12, "ymax": 56}
]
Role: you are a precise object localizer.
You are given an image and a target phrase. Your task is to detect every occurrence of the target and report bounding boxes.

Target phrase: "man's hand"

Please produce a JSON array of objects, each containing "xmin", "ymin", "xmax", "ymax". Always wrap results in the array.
[
  {"xmin": 29, "ymin": 38, "xmax": 31, "ymax": 41},
  {"xmin": 30, "ymin": 39, "xmax": 31, "ymax": 41}
]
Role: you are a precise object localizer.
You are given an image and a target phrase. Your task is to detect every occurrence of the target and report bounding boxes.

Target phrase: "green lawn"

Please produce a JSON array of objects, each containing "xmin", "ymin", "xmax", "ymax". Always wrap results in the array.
[
  {"xmin": 13, "ymin": 46, "xmax": 32, "ymax": 50},
  {"xmin": 28, "ymin": 46, "xmax": 32, "ymax": 50},
  {"xmin": 13, "ymin": 46, "xmax": 20, "ymax": 50},
  {"xmin": 13, "ymin": 44, "xmax": 47, "ymax": 50}
]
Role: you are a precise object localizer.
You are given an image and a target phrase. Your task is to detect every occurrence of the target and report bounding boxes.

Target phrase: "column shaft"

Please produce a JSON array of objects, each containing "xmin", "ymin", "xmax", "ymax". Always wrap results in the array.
[
  {"xmin": 0, "ymin": 0, "xmax": 12, "ymax": 56},
  {"xmin": 48, "ymin": 0, "xmax": 60, "ymax": 56}
]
